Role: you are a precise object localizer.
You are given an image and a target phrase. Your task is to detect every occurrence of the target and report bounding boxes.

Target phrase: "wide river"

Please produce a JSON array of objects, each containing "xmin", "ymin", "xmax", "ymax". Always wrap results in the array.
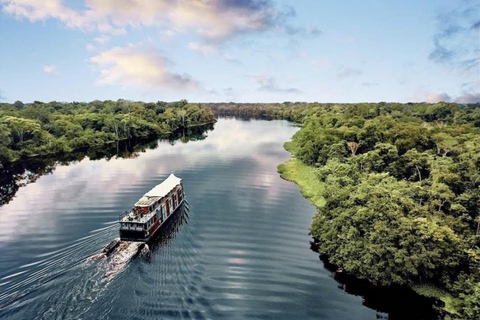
[{"xmin": 0, "ymin": 118, "xmax": 435, "ymax": 320}]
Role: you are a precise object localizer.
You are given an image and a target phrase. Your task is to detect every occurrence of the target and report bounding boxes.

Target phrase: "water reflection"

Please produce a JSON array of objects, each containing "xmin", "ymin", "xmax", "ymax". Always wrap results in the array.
[
  {"xmin": 315, "ymin": 252, "xmax": 437, "ymax": 320},
  {"xmin": 147, "ymin": 204, "xmax": 190, "ymax": 256},
  {"xmin": 0, "ymin": 124, "xmax": 213, "ymax": 206}
]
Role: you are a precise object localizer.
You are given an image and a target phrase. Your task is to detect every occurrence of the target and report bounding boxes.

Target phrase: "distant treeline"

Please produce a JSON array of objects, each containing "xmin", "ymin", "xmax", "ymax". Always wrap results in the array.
[
  {"xmin": 204, "ymin": 101, "xmax": 480, "ymax": 319},
  {"xmin": 203, "ymin": 101, "xmax": 480, "ymax": 125},
  {"xmin": 0, "ymin": 99, "xmax": 216, "ymax": 165}
]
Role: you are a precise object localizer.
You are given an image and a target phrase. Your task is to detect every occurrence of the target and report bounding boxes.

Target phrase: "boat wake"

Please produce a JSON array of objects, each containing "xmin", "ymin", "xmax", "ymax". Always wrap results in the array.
[
  {"xmin": 0, "ymin": 201, "xmax": 189, "ymax": 318},
  {"xmin": 0, "ymin": 223, "xmax": 117, "ymax": 309},
  {"xmin": 104, "ymin": 241, "xmax": 146, "ymax": 280},
  {"xmin": 0, "ymin": 226, "xmax": 152, "ymax": 311},
  {"xmin": 82, "ymin": 238, "xmax": 151, "ymax": 281}
]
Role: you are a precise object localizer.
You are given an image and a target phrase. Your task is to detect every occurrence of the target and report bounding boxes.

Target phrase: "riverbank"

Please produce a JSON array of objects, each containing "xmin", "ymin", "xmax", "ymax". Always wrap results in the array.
[
  {"xmin": 278, "ymin": 140, "xmax": 460, "ymax": 319},
  {"xmin": 277, "ymin": 141, "xmax": 325, "ymax": 209}
]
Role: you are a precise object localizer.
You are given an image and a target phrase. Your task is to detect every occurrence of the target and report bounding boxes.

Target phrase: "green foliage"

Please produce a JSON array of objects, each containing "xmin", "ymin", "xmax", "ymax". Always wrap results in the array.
[
  {"xmin": 0, "ymin": 99, "xmax": 216, "ymax": 166},
  {"xmin": 412, "ymin": 284, "xmax": 460, "ymax": 315},
  {"xmin": 254, "ymin": 101, "xmax": 480, "ymax": 319}
]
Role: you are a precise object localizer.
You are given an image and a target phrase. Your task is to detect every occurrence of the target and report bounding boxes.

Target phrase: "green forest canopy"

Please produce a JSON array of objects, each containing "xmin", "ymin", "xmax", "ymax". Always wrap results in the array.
[{"xmin": 0, "ymin": 99, "xmax": 216, "ymax": 165}]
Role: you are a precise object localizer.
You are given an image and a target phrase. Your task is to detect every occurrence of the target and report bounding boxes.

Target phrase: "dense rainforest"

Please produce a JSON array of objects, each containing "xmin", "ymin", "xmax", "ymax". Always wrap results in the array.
[
  {"xmin": 205, "ymin": 102, "xmax": 480, "ymax": 319},
  {"xmin": 1, "ymin": 100, "xmax": 479, "ymax": 318},
  {"xmin": 0, "ymin": 99, "xmax": 216, "ymax": 166}
]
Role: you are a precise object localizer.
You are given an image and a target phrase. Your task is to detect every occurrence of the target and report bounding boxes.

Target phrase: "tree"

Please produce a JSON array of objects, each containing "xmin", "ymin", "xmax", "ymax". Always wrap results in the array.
[
  {"xmin": 105, "ymin": 115, "xmax": 122, "ymax": 140},
  {"xmin": 477, "ymin": 214, "xmax": 480, "ymax": 236},
  {"xmin": 13, "ymin": 100, "xmax": 24, "ymax": 110},
  {"xmin": 402, "ymin": 149, "xmax": 431, "ymax": 181},
  {"xmin": 346, "ymin": 141, "xmax": 360, "ymax": 155},
  {"xmin": 432, "ymin": 132, "xmax": 458, "ymax": 157},
  {"xmin": 0, "ymin": 116, "xmax": 41, "ymax": 144},
  {"xmin": 0, "ymin": 123, "xmax": 16, "ymax": 162},
  {"xmin": 177, "ymin": 109, "xmax": 187, "ymax": 127}
]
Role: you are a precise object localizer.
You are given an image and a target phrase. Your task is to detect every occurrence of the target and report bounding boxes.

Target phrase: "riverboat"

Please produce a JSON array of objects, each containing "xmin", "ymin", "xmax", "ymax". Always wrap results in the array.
[{"xmin": 118, "ymin": 173, "xmax": 185, "ymax": 242}]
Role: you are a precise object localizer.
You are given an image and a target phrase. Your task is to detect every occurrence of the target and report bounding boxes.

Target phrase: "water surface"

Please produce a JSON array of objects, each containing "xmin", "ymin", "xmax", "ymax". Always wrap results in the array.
[{"xmin": 0, "ymin": 118, "xmax": 434, "ymax": 319}]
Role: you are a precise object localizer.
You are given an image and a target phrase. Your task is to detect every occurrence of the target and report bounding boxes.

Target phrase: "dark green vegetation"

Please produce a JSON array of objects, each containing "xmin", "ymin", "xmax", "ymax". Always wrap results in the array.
[
  {"xmin": 206, "ymin": 102, "xmax": 480, "ymax": 319},
  {"xmin": 0, "ymin": 99, "xmax": 216, "ymax": 166}
]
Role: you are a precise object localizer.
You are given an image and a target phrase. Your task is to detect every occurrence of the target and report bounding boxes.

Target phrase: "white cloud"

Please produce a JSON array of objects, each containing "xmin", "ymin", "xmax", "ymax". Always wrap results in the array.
[
  {"xmin": 420, "ymin": 91, "xmax": 480, "ymax": 104},
  {"xmin": 1, "ymin": 0, "xmax": 124, "ymax": 34},
  {"xmin": 94, "ymin": 35, "xmax": 110, "ymax": 45},
  {"xmin": 188, "ymin": 42, "xmax": 217, "ymax": 55},
  {"xmin": 424, "ymin": 92, "xmax": 451, "ymax": 103},
  {"xmin": 429, "ymin": 0, "xmax": 480, "ymax": 71},
  {"xmin": 160, "ymin": 29, "xmax": 179, "ymax": 42},
  {"xmin": 89, "ymin": 45, "xmax": 199, "ymax": 91},
  {"xmin": 1, "ymin": 0, "xmax": 281, "ymax": 41},
  {"xmin": 456, "ymin": 92, "xmax": 480, "ymax": 104},
  {"xmin": 43, "ymin": 64, "xmax": 57, "ymax": 74}
]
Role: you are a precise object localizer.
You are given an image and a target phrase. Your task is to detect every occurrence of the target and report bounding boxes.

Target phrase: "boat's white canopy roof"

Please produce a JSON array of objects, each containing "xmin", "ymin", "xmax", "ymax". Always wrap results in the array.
[{"xmin": 144, "ymin": 173, "xmax": 182, "ymax": 198}]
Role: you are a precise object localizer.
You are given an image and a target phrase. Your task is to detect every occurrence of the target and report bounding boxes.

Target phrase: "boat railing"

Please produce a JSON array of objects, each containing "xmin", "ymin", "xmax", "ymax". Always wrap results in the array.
[{"xmin": 118, "ymin": 210, "xmax": 130, "ymax": 221}]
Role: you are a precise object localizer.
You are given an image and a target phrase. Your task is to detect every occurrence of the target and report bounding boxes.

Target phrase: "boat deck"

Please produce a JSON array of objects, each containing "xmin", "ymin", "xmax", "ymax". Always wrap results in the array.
[{"xmin": 120, "ymin": 210, "xmax": 155, "ymax": 224}]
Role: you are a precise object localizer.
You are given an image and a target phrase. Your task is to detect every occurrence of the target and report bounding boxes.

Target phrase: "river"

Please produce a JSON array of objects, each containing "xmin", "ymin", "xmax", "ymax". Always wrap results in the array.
[{"xmin": 0, "ymin": 118, "xmax": 435, "ymax": 320}]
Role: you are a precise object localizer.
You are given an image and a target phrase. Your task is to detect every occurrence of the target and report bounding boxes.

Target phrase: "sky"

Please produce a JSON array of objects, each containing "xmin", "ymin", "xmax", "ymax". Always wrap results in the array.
[{"xmin": 0, "ymin": 0, "xmax": 478, "ymax": 103}]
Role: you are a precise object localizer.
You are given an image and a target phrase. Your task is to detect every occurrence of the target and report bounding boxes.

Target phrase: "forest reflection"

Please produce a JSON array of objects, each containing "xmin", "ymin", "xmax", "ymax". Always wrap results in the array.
[{"xmin": 0, "ymin": 124, "xmax": 214, "ymax": 206}]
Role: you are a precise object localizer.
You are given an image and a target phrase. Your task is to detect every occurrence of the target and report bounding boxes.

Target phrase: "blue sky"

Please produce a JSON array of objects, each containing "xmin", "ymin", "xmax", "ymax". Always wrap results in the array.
[{"xmin": 0, "ymin": 0, "xmax": 478, "ymax": 103}]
